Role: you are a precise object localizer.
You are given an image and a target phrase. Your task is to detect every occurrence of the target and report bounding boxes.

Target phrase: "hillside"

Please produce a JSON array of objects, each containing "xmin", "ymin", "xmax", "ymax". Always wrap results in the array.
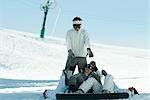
[{"xmin": 0, "ymin": 28, "xmax": 150, "ymax": 95}]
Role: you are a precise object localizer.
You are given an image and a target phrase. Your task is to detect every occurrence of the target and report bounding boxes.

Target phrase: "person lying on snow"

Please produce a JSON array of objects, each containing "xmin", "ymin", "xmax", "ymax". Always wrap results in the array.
[
  {"xmin": 73, "ymin": 63, "xmax": 139, "ymax": 97},
  {"xmin": 66, "ymin": 61, "xmax": 103, "ymax": 93},
  {"xmin": 43, "ymin": 61, "xmax": 138, "ymax": 99},
  {"xmin": 42, "ymin": 61, "xmax": 100, "ymax": 99}
]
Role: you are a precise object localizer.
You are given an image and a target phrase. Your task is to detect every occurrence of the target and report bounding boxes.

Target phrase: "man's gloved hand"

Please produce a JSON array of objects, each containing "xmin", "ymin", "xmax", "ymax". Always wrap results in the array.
[
  {"xmin": 102, "ymin": 70, "xmax": 107, "ymax": 76},
  {"xmin": 90, "ymin": 61, "xmax": 98, "ymax": 71},
  {"xmin": 87, "ymin": 48, "xmax": 94, "ymax": 57},
  {"xmin": 68, "ymin": 49, "xmax": 75, "ymax": 59}
]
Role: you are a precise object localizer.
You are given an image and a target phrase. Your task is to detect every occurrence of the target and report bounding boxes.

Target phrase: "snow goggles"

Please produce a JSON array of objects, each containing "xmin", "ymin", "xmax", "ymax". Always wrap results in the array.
[{"xmin": 73, "ymin": 24, "xmax": 81, "ymax": 28}]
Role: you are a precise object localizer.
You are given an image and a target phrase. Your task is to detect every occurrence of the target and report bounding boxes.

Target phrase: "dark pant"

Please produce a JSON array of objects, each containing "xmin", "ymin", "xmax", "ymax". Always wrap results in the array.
[{"xmin": 65, "ymin": 57, "xmax": 87, "ymax": 73}]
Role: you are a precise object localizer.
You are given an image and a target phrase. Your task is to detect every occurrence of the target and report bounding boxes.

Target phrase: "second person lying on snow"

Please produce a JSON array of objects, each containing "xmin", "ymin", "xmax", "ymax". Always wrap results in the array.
[{"xmin": 66, "ymin": 61, "xmax": 139, "ymax": 95}]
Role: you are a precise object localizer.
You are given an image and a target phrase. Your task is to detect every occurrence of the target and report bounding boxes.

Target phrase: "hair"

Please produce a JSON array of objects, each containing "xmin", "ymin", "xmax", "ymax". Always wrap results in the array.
[{"xmin": 72, "ymin": 17, "xmax": 82, "ymax": 21}]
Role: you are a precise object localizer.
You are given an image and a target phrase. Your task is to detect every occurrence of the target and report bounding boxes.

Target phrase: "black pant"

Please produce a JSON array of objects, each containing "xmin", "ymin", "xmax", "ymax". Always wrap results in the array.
[{"xmin": 65, "ymin": 57, "xmax": 87, "ymax": 73}]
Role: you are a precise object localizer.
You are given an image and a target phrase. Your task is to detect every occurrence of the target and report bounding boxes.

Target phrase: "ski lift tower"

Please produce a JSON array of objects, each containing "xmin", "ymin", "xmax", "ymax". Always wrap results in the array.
[{"xmin": 40, "ymin": 0, "xmax": 56, "ymax": 38}]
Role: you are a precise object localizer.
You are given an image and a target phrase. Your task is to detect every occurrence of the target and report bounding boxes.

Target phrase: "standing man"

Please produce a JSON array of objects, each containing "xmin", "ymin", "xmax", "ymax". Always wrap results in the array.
[{"xmin": 65, "ymin": 16, "xmax": 94, "ymax": 78}]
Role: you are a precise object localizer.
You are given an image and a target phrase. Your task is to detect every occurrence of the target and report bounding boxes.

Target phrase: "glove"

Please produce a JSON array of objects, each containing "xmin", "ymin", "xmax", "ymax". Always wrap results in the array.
[
  {"xmin": 102, "ymin": 70, "xmax": 107, "ymax": 76},
  {"xmin": 87, "ymin": 48, "xmax": 94, "ymax": 57},
  {"xmin": 68, "ymin": 49, "xmax": 75, "ymax": 59},
  {"xmin": 90, "ymin": 61, "xmax": 98, "ymax": 71},
  {"xmin": 128, "ymin": 87, "xmax": 139, "ymax": 95}
]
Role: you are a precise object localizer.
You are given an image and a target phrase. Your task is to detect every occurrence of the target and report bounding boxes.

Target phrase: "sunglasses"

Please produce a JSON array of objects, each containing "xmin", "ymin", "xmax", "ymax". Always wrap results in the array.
[{"xmin": 73, "ymin": 24, "xmax": 81, "ymax": 26}]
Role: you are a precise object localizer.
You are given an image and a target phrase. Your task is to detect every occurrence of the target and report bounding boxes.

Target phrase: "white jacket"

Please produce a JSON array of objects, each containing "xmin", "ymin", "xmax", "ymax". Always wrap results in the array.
[{"xmin": 66, "ymin": 28, "xmax": 90, "ymax": 57}]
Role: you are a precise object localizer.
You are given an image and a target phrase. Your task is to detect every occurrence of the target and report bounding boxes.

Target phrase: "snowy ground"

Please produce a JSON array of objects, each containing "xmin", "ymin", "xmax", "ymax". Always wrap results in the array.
[{"xmin": 0, "ymin": 28, "xmax": 150, "ymax": 100}]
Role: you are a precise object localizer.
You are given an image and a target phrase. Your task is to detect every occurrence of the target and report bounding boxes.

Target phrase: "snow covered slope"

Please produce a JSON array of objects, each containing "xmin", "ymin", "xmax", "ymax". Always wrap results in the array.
[
  {"xmin": 0, "ymin": 28, "xmax": 150, "ymax": 99},
  {"xmin": 0, "ymin": 28, "xmax": 149, "ymax": 80},
  {"xmin": 0, "ymin": 28, "xmax": 67, "ymax": 80}
]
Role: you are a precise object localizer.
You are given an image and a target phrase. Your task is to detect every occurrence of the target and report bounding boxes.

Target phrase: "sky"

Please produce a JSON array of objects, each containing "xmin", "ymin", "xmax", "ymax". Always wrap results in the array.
[{"xmin": 0, "ymin": 0, "xmax": 149, "ymax": 49}]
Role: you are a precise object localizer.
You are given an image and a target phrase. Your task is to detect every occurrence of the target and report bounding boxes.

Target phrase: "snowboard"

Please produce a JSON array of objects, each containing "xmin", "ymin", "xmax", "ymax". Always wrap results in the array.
[{"xmin": 56, "ymin": 92, "xmax": 129, "ymax": 100}]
